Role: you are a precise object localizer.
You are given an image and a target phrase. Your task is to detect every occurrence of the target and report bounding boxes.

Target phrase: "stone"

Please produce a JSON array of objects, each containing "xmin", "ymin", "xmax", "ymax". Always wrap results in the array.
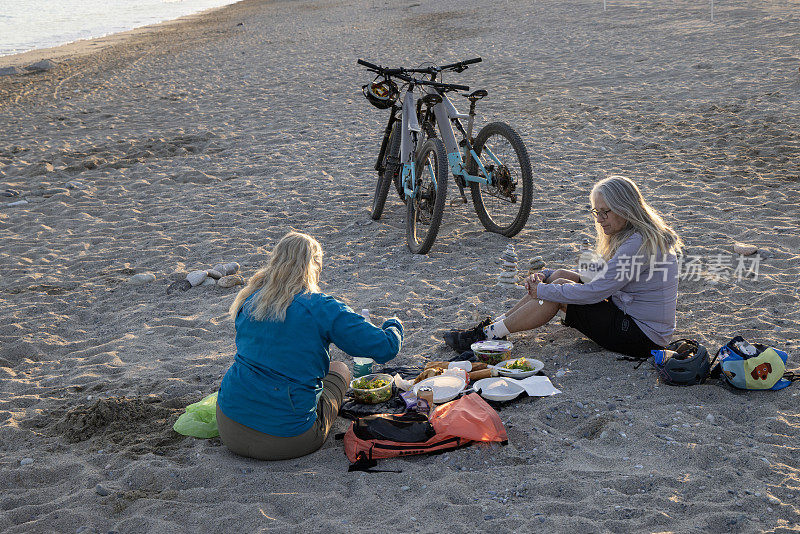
[
  {"xmin": 6, "ymin": 200, "xmax": 28, "ymax": 207},
  {"xmin": 733, "ymin": 242, "xmax": 758, "ymax": 256},
  {"xmin": 95, "ymin": 484, "xmax": 111, "ymax": 496},
  {"xmin": 20, "ymin": 458, "xmax": 34, "ymax": 466},
  {"xmin": 212, "ymin": 263, "xmax": 227, "ymax": 274},
  {"xmin": 706, "ymin": 414, "xmax": 715, "ymax": 424},
  {"xmin": 223, "ymin": 262, "xmax": 240, "ymax": 275},
  {"xmin": 25, "ymin": 59, "xmax": 57, "ymax": 72},
  {"xmin": 166, "ymin": 280, "xmax": 192, "ymax": 293},
  {"xmin": 128, "ymin": 272, "xmax": 156, "ymax": 285},
  {"xmin": 217, "ymin": 274, "xmax": 244, "ymax": 288},
  {"xmin": 206, "ymin": 269, "xmax": 223, "ymax": 280},
  {"xmin": 0, "ymin": 66, "xmax": 25, "ymax": 76},
  {"xmin": 201, "ymin": 277, "xmax": 216, "ymax": 286},
  {"xmin": 529, "ymin": 256, "xmax": 545, "ymax": 270},
  {"xmin": 186, "ymin": 270, "xmax": 208, "ymax": 287}
]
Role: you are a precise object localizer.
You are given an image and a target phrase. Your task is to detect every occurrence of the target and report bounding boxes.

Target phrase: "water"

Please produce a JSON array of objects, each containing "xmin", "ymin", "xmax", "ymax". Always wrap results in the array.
[{"xmin": 0, "ymin": 0, "xmax": 240, "ymax": 57}]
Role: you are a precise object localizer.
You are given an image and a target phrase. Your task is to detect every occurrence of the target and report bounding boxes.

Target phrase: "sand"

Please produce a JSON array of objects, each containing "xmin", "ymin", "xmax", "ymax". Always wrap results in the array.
[{"xmin": 2, "ymin": 0, "xmax": 800, "ymax": 532}]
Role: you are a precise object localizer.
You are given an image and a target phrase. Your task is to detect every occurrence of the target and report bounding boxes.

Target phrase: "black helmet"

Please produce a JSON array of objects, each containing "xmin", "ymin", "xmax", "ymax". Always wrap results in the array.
[
  {"xmin": 362, "ymin": 78, "xmax": 398, "ymax": 109},
  {"xmin": 653, "ymin": 339, "xmax": 713, "ymax": 386}
]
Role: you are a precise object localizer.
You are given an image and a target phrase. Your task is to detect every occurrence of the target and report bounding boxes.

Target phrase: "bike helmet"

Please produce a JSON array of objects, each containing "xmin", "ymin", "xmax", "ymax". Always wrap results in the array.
[
  {"xmin": 653, "ymin": 339, "xmax": 713, "ymax": 386},
  {"xmin": 362, "ymin": 78, "xmax": 398, "ymax": 109}
]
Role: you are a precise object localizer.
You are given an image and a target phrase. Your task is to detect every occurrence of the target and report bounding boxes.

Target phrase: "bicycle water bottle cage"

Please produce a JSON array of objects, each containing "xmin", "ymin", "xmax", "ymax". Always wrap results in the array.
[
  {"xmin": 419, "ymin": 94, "xmax": 443, "ymax": 106},
  {"xmin": 464, "ymin": 89, "xmax": 488, "ymax": 101},
  {"xmin": 363, "ymin": 78, "xmax": 399, "ymax": 109}
]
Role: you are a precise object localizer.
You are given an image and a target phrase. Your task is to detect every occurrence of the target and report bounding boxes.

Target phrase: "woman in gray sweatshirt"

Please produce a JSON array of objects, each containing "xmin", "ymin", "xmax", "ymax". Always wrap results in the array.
[{"xmin": 444, "ymin": 175, "xmax": 683, "ymax": 358}]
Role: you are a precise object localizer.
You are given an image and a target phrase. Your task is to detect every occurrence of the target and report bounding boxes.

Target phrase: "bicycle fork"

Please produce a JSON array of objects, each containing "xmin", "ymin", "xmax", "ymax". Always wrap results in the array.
[{"xmin": 399, "ymin": 89, "xmax": 421, "ymax": 199}]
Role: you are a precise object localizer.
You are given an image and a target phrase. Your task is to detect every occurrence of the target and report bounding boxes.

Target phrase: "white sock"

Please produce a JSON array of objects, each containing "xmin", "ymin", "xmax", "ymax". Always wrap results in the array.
[{"xmin": 483, "ymin": 319, "xmax": 510, "ymax": 340}]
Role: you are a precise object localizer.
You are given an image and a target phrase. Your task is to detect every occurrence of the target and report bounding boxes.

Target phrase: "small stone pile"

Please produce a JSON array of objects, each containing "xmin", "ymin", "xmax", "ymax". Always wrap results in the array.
[
  {"xmin": 497, "ymin": 244, "xmax": 518, "ymax": 289},
  {"xmin": 167, "ymin": 262, "xmax": 245, "ymax": 293}
]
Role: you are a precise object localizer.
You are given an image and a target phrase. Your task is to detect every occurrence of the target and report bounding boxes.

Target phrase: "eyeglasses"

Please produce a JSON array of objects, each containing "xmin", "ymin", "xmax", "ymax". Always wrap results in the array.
[{"xmin": 589, "ymin": 208, "xmax": 612, "ymax": 221}]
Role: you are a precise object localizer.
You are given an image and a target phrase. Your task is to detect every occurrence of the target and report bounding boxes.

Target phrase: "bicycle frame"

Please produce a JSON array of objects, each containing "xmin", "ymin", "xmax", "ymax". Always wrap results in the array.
[
  {"xmin": 424, "ymin": 87, "xmax": 502, "ymax": 186},
  {"xmin": 396, "ymin": 88, "xmax": 423, "ymax": 199}
]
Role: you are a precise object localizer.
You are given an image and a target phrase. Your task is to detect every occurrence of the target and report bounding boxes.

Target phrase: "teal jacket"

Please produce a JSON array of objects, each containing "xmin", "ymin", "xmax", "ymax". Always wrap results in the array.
[{"xmin": 217, "ymin": 291, "xmax": 403, "ymax": 437}]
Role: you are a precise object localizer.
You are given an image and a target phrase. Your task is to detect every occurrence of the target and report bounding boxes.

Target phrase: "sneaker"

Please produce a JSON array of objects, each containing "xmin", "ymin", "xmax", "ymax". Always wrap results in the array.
[{"xmin": 443, "ymin": 317, "xmax": 491, "ymax": 353}]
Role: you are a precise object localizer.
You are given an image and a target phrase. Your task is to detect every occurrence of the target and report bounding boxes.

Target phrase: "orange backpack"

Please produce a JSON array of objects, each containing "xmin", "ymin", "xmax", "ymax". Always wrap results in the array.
[{"xmin": 343, "ymin": 393, "xmax": 507, "ymax": 465}]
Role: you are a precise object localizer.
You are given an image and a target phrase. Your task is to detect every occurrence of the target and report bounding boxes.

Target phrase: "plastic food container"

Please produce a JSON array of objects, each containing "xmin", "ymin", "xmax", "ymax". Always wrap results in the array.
[
  {"xmin": 471, "ymin": 340, "xmax": 513, "ymax": 365},
  {"xmin": 349, "ymin": 373, "xmax": 393, "ymax": 404}
]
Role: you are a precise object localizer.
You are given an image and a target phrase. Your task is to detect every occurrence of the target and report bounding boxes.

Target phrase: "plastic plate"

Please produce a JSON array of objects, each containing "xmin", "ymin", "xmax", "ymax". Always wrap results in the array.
[
  {"xmin": 472, "ymin": 377, "xmax": 526, "ymax": 402},
  {"xmin": 412, "ymin": 375, "xmax": 466, "ymax": 403}
]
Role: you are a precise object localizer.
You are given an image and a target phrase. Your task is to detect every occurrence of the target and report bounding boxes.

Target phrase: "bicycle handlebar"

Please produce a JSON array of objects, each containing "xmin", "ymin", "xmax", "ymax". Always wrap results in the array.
[{"xmin": 357, "ymin": 59, "xmax": 470, "ymax": 91}]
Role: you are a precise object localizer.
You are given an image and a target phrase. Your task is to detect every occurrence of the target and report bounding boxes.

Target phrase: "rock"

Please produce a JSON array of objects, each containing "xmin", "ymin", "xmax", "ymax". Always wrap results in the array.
[
  {"xmin": 206, "ymin": 269, "xmax": 223, "ymax": 280},
  {"xmin": 706, "ymin": 414, "xmax": 715, "ymax": 424},
  {"xmin": 20, "ymin": 458, "xmax": 34, "ymax": 466},
  {"xmin": 0, "ymin": 66, "xmax": 25, "ymax": 76},
  {"xmin": 529, "ymin": 256, "xmax": 546, "ymax": 270},
  {"xmin": 186, "ymin": 270, "xmax": 208, "ymax": 287},
  {"xmin": 128, "ymin": 272, "xmax": 156, "ymax": 285},
  {"xmin": 733, "ymin": 242, "xmax": 758, "ymax": 256},
  {"xmin": 212, "ymin": 263, "xmax": 227, "ymax": 274},
  {"xmin": 6, "ymin": 200, "xmax": 28, "ymax": 207},
  {"xmin": 217, "ymin": 274, "xmax": 244, "ymax": 288},
  {"xmin": 95, "ymin": 484, "xmax": 111, "ymax": 496},
  {"xmin": 223, "ymin": 262, "xmax": 240, "ymax": 275},
  {"xmin": 25, "ymin": 59, "xmax": 57, "ymax": 72},
  {"xmin": 166, "ymin": 280, "xmax": 192, "ymax": 293},
  {"xmin": 555, "ymin": 369, "xmax": 566, "ymax": 378},
  {"xmin": 201, "ymin": 277, "xmax": 217, "ymax": 287}
]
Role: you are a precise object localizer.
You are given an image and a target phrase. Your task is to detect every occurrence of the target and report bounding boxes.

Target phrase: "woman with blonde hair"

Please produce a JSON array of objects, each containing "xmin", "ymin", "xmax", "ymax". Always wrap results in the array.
[
  {"xmin": 445, "ymin": 175, "xmax": 682, "ymax": 358},
  {"xmin": 217, "ymin": 231, "xmax": 403, "ymax": 460}
]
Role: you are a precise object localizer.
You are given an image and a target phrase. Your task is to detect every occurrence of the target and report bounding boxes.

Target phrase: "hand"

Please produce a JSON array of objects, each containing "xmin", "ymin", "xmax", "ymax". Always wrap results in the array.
[{"xmin": 526, "ymin": 276, "xmax": 539, "ymax": 298}]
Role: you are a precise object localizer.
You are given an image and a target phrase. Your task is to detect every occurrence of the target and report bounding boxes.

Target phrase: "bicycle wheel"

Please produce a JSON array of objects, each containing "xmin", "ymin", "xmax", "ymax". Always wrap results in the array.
[
  {"xmin": 371, "ymin": 122, "xmax": 401, "ymax": 219},
  {"xmin": 466, "ymin": 122, "xmax": 533, "ymax": 237},
  {"xmin": 406, "ymin": 137, "xmax": 448, "ymax": 254}
]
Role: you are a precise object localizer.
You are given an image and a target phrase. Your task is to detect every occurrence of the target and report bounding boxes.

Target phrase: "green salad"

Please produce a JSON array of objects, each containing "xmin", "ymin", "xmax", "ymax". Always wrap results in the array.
[
  {"xmin": 351, "ymin": 376, "xmax": 392, "ymax": 404},
  {"xmin": 352, "ymin": 377, "xmax": 390, "ymax": 390},
  {"xmin": 503, "ymin": 358, "xmax": 533, "ymax": 372}
]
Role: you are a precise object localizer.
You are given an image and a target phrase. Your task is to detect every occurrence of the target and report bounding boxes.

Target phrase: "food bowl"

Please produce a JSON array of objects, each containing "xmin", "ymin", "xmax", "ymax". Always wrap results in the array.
[
  {"xmin": 471, "ymin": 340, "xmax": 513, "ymax": 365},
  {"xmin": 494, "ymin": 357, "xmax": 544, "ymax": 379},
  {"xmin": 349, "ymin": 373, "xmax": 393, "ymax": 404}
]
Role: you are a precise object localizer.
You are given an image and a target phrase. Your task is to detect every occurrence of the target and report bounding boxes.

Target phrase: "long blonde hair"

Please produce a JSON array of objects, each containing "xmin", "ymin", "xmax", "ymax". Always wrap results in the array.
[
  {"xmin": 591, "ymin": 175, "xmax": 683, "ymax": 260},
  {"xmin": 229, "ymin": 231, "xmax": 323, "ymax": 322}
]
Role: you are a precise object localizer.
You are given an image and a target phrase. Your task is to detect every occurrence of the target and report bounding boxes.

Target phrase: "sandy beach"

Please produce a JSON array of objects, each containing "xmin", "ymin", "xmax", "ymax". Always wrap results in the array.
[{"xmin": 2, "ymin": 0, "xmax": 800, "ymax": 532}]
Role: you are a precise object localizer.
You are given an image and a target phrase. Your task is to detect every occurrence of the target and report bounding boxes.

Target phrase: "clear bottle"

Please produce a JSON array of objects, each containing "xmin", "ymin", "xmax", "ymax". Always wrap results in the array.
[{"xmin": 353, "ymin": 308, "xmax": 375, "ymax": 377}]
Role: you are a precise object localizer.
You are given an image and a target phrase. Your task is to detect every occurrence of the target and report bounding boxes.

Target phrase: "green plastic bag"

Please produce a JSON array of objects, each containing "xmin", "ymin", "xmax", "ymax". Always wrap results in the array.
[{"xmin": 173, "ymin": 392, "xmax": 219, "ymax": 438}]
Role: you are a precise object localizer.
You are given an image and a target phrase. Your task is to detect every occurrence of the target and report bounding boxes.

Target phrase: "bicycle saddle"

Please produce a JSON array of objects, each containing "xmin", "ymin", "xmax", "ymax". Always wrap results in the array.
[
  {"xmin": 464, "ymin": 89, "xmax": 488, "ymax": 101},
  {"xmin": 420, "ymin": 93, "xmax": 443, "ymax": 106}
]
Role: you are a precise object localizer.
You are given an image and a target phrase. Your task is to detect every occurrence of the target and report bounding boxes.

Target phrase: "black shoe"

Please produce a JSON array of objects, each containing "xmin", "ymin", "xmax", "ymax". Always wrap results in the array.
[{"xmin": 443, "ymin": 317, "xmax": 491, "ymax": 353}]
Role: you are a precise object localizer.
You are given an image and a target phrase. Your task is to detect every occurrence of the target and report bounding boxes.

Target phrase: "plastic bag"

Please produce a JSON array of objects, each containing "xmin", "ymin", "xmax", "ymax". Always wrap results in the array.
[{"xmin": 173, "ymin": 392, "xmax": 219, "ymax": 438}]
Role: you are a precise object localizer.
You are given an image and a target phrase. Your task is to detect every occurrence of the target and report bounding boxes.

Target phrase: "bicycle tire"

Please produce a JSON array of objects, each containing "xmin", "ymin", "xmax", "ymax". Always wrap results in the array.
[
  {"xmin": 372, "ymin": 122, "xmax": 401, "ymax": 219},
  {"xmin": 466, "ymin": 122, "xmax": 533, "ymax": 237},
  {"xmin": 406, "ymin": 137, "xmax": 448, "ymax": 254}
]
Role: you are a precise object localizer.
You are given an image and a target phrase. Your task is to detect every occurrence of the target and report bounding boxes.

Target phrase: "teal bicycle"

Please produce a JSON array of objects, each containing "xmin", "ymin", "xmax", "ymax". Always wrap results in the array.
[{"xmin": 359, "ymin": 57, "xmax": 533, "ymax": 254}]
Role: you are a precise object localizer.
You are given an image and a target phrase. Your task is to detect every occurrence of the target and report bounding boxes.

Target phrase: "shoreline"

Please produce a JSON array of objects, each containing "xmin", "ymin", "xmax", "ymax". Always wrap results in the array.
[{"xmin": 0, "ymin": 0, "xmax": 258, "ymax": 106}]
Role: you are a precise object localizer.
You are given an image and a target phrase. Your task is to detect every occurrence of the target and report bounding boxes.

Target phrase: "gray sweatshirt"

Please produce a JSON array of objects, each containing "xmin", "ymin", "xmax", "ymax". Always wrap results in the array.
[{"xmin": 537, "ymin": 232, "xmax": 678, "ymax": 346}]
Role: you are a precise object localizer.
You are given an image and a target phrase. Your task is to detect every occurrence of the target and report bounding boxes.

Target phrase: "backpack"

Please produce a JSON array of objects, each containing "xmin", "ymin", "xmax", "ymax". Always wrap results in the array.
[
  {"xmin": 714, "ymin": 336, "xmax": 796, "ymax": 390},
  {"xmin": 343, "ymin": 393, "xmax": 507, "ymax": 468}
]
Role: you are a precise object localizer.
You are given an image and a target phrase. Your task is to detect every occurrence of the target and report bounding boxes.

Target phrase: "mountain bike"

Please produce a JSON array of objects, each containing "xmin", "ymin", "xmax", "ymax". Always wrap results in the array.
[{"xmin": 359, "ymin": 58, "xmax": 533, "ymax": 253}]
